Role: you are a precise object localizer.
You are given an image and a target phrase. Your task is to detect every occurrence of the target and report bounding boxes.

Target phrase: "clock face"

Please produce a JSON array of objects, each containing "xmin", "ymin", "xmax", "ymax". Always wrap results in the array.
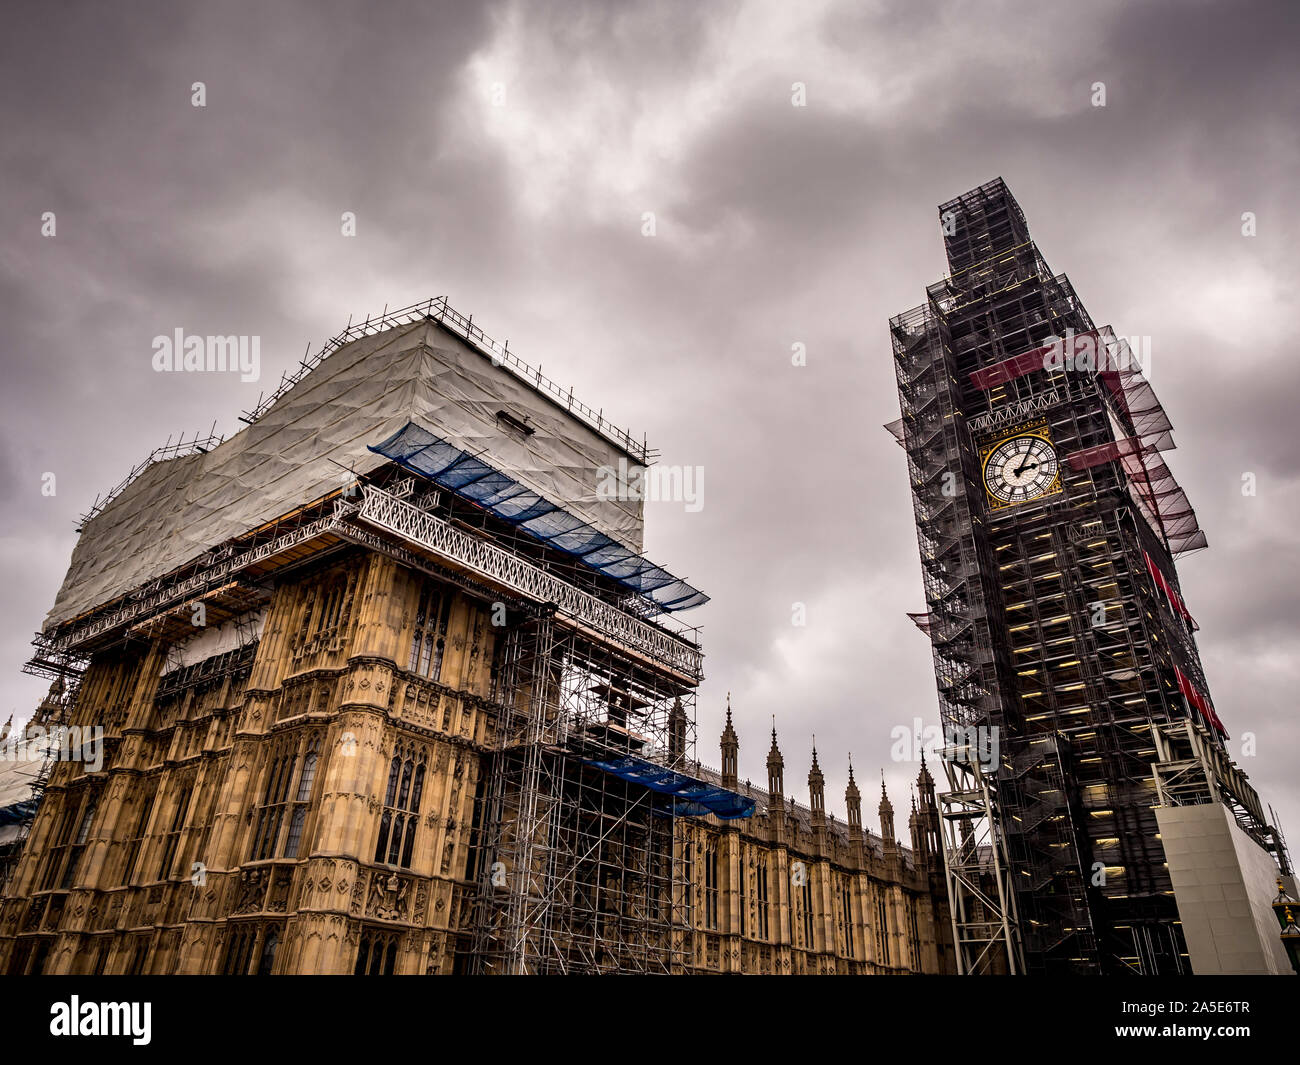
[{"xmin": 982, "ymin": 434, "xmax": 1060, "ymax": 506}]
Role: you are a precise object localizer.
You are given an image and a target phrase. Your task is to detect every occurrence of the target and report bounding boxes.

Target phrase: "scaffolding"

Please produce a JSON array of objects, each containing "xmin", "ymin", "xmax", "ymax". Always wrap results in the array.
[
  {"xmin": 1, "ymin": 651, "xmax": 85, "ymax": 895},
  {"xmin": 890, "ymin": 178, "xmax": 1282, "ymax": 974},
  {"xmin": 345, "ymin": 480, "xmax": 718, "ymax": 973},
  {"xmin": 20, "ymin": 292, "xmax": 740, "ymax": 974},
  {"xmin": 1153, "ymin": 720, "xmax": 1288, "ymax": 869},
  {"xmin": 76, "ymin": 427, "xmax": 224, "ymax": 533},
  {"xmin": 468, "ymin": 608, "xmax": 700, "ymax": 973},
  {"xmin": 31, "ymin": 454, "xmax": 721, "ymax": 976}
]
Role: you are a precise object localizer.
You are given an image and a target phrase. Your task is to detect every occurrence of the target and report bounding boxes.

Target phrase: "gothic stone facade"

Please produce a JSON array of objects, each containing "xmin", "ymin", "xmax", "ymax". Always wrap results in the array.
[
  {"xmin": 681, "ymin": 712, "xmax": 952, "ymax": 975},
  {"xmin": 0, "ymin": 548, "xmax": 951, "ymax": 975}
]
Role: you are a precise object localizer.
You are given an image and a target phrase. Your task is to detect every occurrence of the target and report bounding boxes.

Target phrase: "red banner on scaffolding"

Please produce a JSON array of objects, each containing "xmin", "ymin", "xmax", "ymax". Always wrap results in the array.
[
  {"xmin": 1066, "ymin": 436, "xmax": 1145, "ymax": 472},
  {"xmin": 969, "ymin": 330, "xmax": 1102, "ymax": 391},
  {"xmin": 1174, "ymin": 665, "xmax": 1226, "ymax": 736},
  {"xmin": 1143, "ymin": 549, "xmax": 1197, "ymax": 629}
]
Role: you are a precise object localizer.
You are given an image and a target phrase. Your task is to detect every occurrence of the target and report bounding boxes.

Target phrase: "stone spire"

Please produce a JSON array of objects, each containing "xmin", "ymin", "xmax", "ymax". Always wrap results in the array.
[
  {"xmin": 917, "ymin": 750, "xmax": 936, "ymax": 807},
  {"xmin": 909, "ymin": 789, "xmax": 926, "ymax": 863},
  {"xmin": 668, "ymin": 697, "xmax": 687, "ymax": 767},
  {"xmin": 808, "ymin": 740, "xmax": 825, "ymax": 828},
  {"xmin": 879, "ymin": 773, "xmax": 896, "ymax": 849},
  {"xmin": 845, "ymin": 756, "xmax": 863, "ymax": 843},
  {"xmin": 766, "ymin": 719, "xmax": 784, "ymax": 800},
  {"xmin": 916, "ymin": 750, "xmax": 940, "ymax": 859},
  {"xmin": 720, "ymin": 693, "xmax": 738, "ymax": 789}
]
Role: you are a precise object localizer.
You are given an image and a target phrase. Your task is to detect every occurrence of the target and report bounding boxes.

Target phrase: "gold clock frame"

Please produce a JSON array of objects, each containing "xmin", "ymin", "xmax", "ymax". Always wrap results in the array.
[{"xmin": 977, "ymin": 418, "xmax": 1063, "ymax": 511}]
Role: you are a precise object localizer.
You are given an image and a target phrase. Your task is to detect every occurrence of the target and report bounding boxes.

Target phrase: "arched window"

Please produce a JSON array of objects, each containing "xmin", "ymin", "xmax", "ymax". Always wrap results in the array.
[
  {"xmin": 908, "ymin": 900, "xmax": 922, "ymax": 969},
  {"xmin": 876, "ymin": 891, "xmax": 891, "ymax": 965},
  {"xmin": 41, "ymin": 789, "xmax": 100, "ymax": 891},
  {"xmin": 374, "ymin": 747, "xmax": 426, "ymax": 867},
  {"xmin": 157, "ymin": 781, "xmax": 193, "ymax": 879},
  {"xmin": 121, "ymin": 782, "xmax": 156, "ymax": 885},
  {"xmin": 802, "ymin": 877, "xmax": 814, "ymax": 949},
  {"xmin": 738, "ymin": 847, "xmax": 747, "ymax": 937},
  {"xmin": 251, "ymin": 733, "xmax": 321, "ymax": 860},
  {"xmin": 703, "ymin": 838, "xmax": 719, "ymax": 930},
  {"xmin": 408, "ymin": 581, "xmax": 452, "ymax": 680},
  {"xmin": 841, "ymin": 877, "xmax": 855, "ymax": 958},
  {"xmin": 122, "ymin": 935, "xmax": 150, "ymax": 976},
  {"xmin": 294, "ymin": 570, "xmax": 358, "ymax": 657},
  {"xmin": 223, "ymin": 924, "xmax": 280, "ymax": 976},
  {"xmin": 257, "ymin": 929, "xmax": 279, "ymax": 975},
  {"xmin": 284, "ymin": 739, "xmax": 320, "ymax": 858},
  {"xmin": 222, "ymin": 927, "xmax": 257, "ymax": 975},
  {"xmin": 354, "ymin": 930, "xmax": 400, "ymax": 975}
]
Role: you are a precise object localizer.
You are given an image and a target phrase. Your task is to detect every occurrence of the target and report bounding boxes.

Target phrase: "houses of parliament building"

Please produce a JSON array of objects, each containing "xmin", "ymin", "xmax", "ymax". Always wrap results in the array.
[{"xmin": 0, "ymin": 301, "xmax": 954, "ymax": 976}]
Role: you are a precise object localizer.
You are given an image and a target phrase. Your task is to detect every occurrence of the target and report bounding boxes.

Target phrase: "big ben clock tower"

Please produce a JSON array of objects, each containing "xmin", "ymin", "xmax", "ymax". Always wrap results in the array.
[{"xmin": 889, "ymin": 179, "xmax": 1291, "ymax": 975}]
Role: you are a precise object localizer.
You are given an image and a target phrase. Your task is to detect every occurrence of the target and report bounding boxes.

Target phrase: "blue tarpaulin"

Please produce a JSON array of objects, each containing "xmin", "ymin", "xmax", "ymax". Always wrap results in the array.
[
  {"xmin": 0, "ymin": 798, "xmax": 40, "ymax": 827},
  {"xmin": 369, "ymin": 422, "xmax": 709, "ymax": 612},
  {"xmin": 583, "ymin": 754, "xmax": 755, "ymax": 819}
]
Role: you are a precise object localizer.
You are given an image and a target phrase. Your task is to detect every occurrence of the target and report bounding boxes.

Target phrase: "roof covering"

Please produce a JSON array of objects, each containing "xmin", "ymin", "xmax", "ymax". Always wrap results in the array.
[
  {"xmin": 583, "ymin": 754, "xmax": 755, "ymax": 818},
  {"xmin": 46, "ymin": 317, "xmax": 648, "ymax": 630},
  {"xmin": 0, "ymin": 753, "xmax": 43, "ymax": 825},
  {"xmin": 371, "ymin": 421, "xmax": 708, "ymax": 611}
]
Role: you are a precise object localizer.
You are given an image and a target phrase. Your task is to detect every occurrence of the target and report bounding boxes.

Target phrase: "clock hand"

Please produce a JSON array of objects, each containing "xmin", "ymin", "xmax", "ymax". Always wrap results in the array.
[{"xmin": 1013, "ymin": 458, "xmax": 1039, "ymax": 478}]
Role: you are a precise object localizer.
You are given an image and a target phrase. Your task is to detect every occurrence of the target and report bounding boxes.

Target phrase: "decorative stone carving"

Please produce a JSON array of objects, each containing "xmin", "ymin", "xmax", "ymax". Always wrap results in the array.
[
  {"xmin": 23, "ymin": 897, "xmax": 47, "ymax": 932},
  {"xmin": 269, "ymin": 867, "xmax": 293, "ymax": 911},
  {"xmin": 365, "ymin": 872, "xmax": 409, "ymax": 921},
  {"xmin": 233, "ymin": 868, "xmax": 267, "ymax": 913}
]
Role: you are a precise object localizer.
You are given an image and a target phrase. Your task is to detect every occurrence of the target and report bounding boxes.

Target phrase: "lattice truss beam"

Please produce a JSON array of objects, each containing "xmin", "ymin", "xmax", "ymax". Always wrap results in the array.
[{"xmin": 938, "ymin": 752, "xmax": 1024, "ymax": 976}]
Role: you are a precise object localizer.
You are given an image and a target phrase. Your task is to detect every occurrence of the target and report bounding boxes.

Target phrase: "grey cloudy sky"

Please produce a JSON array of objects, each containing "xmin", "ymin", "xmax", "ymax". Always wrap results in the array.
[{"xmin": 2, "ymin": 0, "xmax": 1297, "ymax": 837}]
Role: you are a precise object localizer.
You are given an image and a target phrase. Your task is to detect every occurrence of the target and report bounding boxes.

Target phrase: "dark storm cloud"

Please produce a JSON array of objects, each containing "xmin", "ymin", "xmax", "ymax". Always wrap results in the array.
[{"xmin": 2, "ymin": 0, "xmax": 1296, "ymax": 833}]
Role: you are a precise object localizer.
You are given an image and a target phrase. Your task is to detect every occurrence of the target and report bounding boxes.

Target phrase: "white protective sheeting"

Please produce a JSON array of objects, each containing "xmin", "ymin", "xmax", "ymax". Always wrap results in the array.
[
  {"xmin": 160, "ymin": 608, "xmax": 267, "ymax": 675},
  {"xmin": 47, "ymin": 320, "xmax": 646, "ymax": 630}
]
